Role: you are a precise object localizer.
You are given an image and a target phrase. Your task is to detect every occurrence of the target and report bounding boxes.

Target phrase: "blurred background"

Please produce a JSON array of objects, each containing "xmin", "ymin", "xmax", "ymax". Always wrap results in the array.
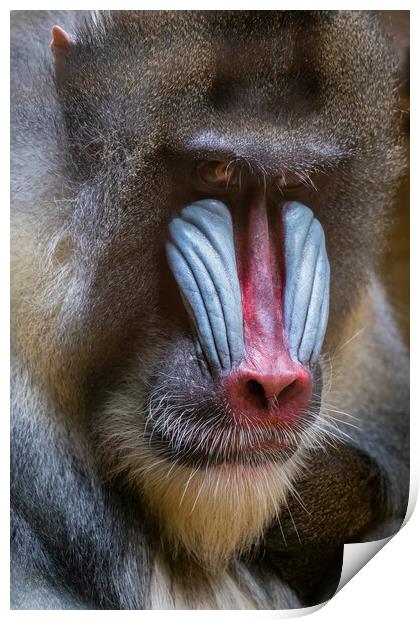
[{"xmin": 378, "ymin": 10, "xmax": 409, "ymax": 343}]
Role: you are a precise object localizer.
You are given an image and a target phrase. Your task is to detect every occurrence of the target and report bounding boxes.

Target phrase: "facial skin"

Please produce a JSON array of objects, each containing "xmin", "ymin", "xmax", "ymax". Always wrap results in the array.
[{"xmin": 11, "ymin": 10, "xmax": 409, "ymax": 608}]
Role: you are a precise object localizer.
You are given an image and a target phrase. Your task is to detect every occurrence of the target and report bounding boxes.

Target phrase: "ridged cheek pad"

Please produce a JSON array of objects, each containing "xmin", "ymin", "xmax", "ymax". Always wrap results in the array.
[
  {"xmin": 283, "ymin": 202, "xmax": 330, "ymax": 365},
  {"xmin": 166, "ymin": 199, "xmax": 329, "ymax": 373}
]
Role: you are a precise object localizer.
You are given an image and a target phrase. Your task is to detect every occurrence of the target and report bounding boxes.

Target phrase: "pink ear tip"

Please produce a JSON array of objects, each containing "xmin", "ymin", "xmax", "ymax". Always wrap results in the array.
[{"xmin": 50, "ymin": 25, "xmax": 74, "ymax": 52}]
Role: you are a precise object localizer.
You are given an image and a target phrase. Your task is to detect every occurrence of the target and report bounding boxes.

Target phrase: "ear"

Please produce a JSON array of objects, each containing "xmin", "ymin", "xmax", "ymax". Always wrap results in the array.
[{"xmin": 50, "ymin": 25, "xmax": 75, "ymax": 72}]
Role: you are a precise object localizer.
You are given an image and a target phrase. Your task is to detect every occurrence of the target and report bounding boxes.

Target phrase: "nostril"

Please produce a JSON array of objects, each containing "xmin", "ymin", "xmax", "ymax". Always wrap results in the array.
[
  {"xmin": 277, "ymin": 379, "xmax": 299, "ymax": 403},
  {"xmin": 245, "ymin": 377, "xmax": 300, "ymax": 412},
  {"xmin": 224, "ymin": 363, "xmax": 312, "ymax": 424},
  {"xmin": 246, "ymin": 379, "xmax": 268, "ymax": 408}
]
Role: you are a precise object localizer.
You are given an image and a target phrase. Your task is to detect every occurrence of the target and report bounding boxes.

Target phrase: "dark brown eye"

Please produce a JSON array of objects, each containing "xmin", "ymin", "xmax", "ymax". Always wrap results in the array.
[
  {"xmin": 276, "ymin": 170, "xmax": 327, "ymax": 194},
  {"xmin": 276, "ymin": 172, "xmax": 303, "ymax": 192},
  {"xmin": 196, "ymin": 160, "xmax": 239, "ymax": 189}
]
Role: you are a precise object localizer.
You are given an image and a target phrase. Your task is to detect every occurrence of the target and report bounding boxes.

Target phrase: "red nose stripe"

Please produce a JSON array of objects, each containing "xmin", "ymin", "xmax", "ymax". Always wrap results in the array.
[
  {"xmin": 233, "ymin": 190, "xmax": 290, "ymax": 373},
  {"xmin": 226, "ymin": 190, "xmax": 311, "ymax": 426}
]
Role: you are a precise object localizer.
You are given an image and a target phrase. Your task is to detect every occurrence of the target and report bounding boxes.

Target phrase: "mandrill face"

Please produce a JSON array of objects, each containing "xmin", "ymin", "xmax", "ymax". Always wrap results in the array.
[
  {"xmin": 96, "ymin": 164, "xmax": 332, "ymax": 568},
  {"xmin": 17, "ymin": 11, "xmax": 401, "ymax": 571},
  {"xmin": 163, "ymin": 193, "xmax": 329, "ymax": 467}
]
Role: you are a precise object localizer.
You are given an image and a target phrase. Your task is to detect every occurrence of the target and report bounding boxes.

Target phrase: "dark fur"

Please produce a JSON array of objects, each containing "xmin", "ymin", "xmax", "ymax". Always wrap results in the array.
[{"xmin": 11, "ymin": 10, "xmax": 409, "ymax": 609}]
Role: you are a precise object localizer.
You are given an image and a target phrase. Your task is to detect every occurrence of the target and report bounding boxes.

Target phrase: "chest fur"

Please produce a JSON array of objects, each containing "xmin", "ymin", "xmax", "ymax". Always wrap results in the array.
[{"xmin": 149, "ymin": 551, "xmax": 300, "ymax": 610}]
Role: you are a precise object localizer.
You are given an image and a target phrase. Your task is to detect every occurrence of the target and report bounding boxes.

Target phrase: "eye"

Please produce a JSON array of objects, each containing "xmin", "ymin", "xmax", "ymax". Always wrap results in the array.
[
  {"xmin": 196, "ymin": 161, "xmax": 239, "ymax": 190},
  {"xmin": 275, "ymin": 171, "xmax": 327, "ymax": 194},
  {"xmin": 276, "ymin": 172, "xmax": 303, "ymax": 192}
]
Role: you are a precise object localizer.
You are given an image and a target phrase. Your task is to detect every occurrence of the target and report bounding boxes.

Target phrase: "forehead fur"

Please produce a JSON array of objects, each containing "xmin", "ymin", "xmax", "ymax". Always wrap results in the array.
[{"xmin": 61, "ymin": 11, "xmax": 397, "ymax": 143}]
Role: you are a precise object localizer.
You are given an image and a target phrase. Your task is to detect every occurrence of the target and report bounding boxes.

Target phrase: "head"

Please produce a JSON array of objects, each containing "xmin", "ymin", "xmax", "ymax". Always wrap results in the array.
[{"xmin": 12, "ymin": 11, "xmax": 403, "ymax": 568}]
